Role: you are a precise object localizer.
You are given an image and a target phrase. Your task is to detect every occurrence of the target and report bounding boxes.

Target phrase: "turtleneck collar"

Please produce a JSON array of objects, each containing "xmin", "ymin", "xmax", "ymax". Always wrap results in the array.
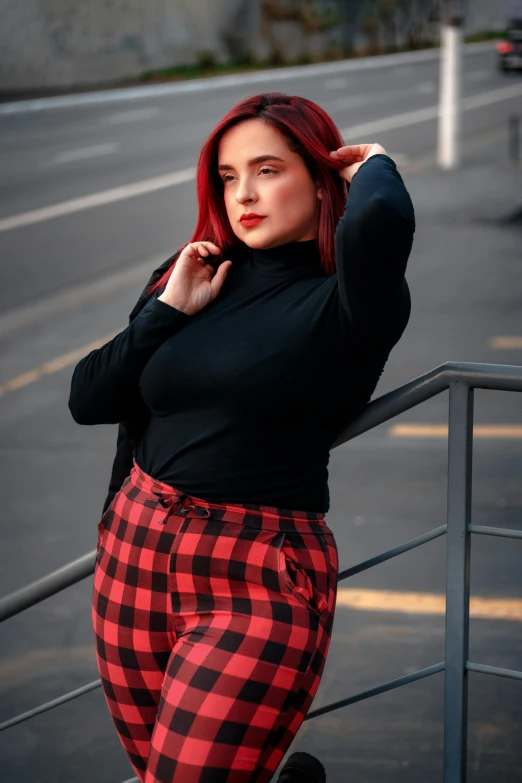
[{"xmin": 247, "ymin": 238, "xmax": 324, "ymax": 279}]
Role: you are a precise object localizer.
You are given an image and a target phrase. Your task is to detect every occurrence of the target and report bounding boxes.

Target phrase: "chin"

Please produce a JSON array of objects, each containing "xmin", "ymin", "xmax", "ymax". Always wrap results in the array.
[
  {"xmin": 244, "ymin": 237, "xmax": 272, "ymax": 249},
  {"xmin": 241, "ymin": 231, "xmax": 288, "ymax": 250}
]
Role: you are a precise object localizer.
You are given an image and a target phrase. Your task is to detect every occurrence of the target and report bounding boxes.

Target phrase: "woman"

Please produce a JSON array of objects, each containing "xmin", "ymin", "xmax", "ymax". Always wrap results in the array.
[{"xmin": 69, "ymin": 92, "xmax": 414, "ymax": 783}]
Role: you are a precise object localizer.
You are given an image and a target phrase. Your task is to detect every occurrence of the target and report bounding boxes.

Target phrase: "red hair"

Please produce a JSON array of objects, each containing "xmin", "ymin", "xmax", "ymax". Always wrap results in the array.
[{"xmin": 148, "ymin": 92, "xmax": 348, "ymax": 296}]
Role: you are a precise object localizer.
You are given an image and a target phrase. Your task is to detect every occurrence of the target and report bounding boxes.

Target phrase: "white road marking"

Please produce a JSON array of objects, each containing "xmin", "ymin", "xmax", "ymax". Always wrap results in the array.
[
  {"xmin": 463, "ymin": 82, "xmax": 522, "ymax": 110},
  {"xmin": 0, "ymin": 42, "xmax": 494, "ymax": 115},
  {"xmin": 102, "ymin": 107, "xmax": 161, "ymax": 125},
  {"xmin": 2, "ymin": 82, "xmax": 519, "ymax": 235},
  {"xmin": 0, "ymin": 167, "xmax": 195, "ymax": 233},
  {"xmin": 416, "ymin": 81, "xmax": 436, "ymax": 94},
  {"xmin": 49, "ymin": 143, "xmax": 118, "ymax": 165},
  {"xmin": 341, "ymin": 104, "xmax": 438, "ymax": 138},
  {"xmin": 333, "ymin": 88, "xmax": 405, "ymax": 111},
  {"xmin": 340, "ymin": 81, "xmax": 522, "ymax": 139},
  {"xmin": 393, "ymin": 66, "xmax": 415, "ymax": 77},
  {"xmin": 324, "ymin": 76, "xmax": 352, "ymax": 90},
  {"xmin": 467, "ymin": 69, "xmax": 489, "ymax": 82},
  {"xmin": 334, "ymin": 94, "xmax": 373, "ymax": 110}
]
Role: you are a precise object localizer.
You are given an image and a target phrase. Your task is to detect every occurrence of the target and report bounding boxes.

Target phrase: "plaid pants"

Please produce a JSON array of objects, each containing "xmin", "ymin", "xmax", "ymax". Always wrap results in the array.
[{"xmin": 92, "ymin": 460, "xmax": 338, "ymax": 782}]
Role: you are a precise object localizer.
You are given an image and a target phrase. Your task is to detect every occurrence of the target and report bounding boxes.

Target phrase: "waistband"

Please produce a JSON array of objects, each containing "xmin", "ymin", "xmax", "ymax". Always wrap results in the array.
[{"xmin": 127, "ymin": 459, "xmax": 331, "ymax": 535}]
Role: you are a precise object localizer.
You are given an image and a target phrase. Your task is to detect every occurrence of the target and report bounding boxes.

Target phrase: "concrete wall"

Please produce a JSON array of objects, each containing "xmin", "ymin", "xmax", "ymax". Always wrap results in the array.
[
  {"xmin": 465, "ymin": 0, "xmax": 519, "ymax": 31},
  {"xmin": 0, "ymin": 0, "xmax": 256, "ymax": 93},
  {"xmin": 0, "ymin": 0, "xmax": 346, "ymax": 94},
  {"xmin": 0, "ymin": 0, "xmax": 517, "ymax": 95}
]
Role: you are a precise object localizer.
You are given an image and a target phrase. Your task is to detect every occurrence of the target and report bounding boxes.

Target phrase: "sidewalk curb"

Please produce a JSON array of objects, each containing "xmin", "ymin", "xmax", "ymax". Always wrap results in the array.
[{"xmin": 0, "ymin": 42, "xmax": 494, "ymax": 116}]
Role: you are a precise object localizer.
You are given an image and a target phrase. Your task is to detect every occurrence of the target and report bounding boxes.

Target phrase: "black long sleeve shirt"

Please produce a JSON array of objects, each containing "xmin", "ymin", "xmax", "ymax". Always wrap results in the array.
[{"xmin": 69, "ymin": 154, "xmax": 415, "ymax": 512}]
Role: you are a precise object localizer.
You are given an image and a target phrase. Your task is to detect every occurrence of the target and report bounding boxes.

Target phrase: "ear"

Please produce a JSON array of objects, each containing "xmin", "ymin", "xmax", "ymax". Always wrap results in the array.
[{"xmin": 316, "ymin": 182, "xmax": 323, "ymax": 200}]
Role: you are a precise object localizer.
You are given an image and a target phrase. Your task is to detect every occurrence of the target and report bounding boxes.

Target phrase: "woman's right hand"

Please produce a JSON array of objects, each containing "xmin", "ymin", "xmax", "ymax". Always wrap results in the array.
[
  {"xmin": 329, "ymin": 143, "xmax": 388, "ymax": 183},
  {"xmin": 158, "ymin": 241, "xmax": 232, "ymax": 316}
]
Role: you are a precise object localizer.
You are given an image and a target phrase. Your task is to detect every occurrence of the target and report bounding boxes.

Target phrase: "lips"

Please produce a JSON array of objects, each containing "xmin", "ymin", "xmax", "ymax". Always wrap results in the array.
[{"xmin": 240, "ymin": 215, "xmax": 266, "ymax": 228}]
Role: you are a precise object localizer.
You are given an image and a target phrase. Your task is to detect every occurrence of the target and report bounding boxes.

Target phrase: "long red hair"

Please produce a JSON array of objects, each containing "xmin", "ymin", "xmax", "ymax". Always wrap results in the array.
[{"xmin": 147, "ymin": 92, "xmax": 348, "ymax": 296}]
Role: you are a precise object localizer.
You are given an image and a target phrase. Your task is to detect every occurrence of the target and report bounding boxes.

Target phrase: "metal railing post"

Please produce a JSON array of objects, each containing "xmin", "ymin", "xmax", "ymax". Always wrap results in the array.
[{"xmin": 444, "ymin": 381, "xmax": 473, "ymax": 782}]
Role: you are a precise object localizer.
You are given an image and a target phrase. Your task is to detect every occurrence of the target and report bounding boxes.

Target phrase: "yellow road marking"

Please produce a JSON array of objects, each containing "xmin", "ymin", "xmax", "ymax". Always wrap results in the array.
[
  {"xmin": 0, "ymin": 331, "xmax": 119, "ymax": 398},
  {"xmin": 336, "ymin": 588, "xmax": 522, "ymax": 621},
  {"xmin": 0, "ymin": 646, "xmax": 95, "ymax": 686},
  {"xmin": 390, "ymin": 424, "xmax": 522, "ymax": 439},
  {"xmin": 489, "ymin": 336, "xmax": 522, "ymax": 349}
]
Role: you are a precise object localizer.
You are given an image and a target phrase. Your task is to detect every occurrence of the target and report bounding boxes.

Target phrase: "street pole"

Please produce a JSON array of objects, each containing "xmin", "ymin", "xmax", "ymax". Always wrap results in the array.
[{"xmin": 437, "ymin": 7, "xmax": 463, "ymax": 170}]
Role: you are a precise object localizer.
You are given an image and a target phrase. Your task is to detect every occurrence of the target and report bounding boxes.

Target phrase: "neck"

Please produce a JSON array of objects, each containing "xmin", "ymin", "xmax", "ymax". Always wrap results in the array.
[{"xmin": 247, "ymin": 238, "xmax": 323, "ymax": 279}]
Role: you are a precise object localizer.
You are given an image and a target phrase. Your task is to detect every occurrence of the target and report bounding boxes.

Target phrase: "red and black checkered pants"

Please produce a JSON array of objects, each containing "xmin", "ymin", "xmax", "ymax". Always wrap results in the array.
[{"xmin": 92, "ymin": 460, "xmax": 338, "ymax": 782}]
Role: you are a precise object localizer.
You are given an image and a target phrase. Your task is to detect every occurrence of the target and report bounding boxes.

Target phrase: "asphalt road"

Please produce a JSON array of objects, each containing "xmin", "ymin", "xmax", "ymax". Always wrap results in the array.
[{"xmin": 0, "ymin": 42, "xmax": 521, "ymax": 783}]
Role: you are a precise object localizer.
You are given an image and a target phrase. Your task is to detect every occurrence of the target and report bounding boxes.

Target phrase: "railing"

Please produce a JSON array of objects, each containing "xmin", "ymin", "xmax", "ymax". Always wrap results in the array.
[{"xmin": 1, "ymin": 361, "xmax": 521, "ymax": 783}]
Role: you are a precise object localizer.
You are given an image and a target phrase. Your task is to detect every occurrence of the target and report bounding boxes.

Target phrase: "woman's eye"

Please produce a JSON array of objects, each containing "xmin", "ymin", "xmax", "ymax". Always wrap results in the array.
[{"xmin": 221, "ymin": 167, "xmax": 276, "ymax": 184}]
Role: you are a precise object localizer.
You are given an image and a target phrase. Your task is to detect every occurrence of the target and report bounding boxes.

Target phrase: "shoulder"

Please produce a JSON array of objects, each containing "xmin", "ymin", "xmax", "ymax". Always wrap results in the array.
[{"xmin": 128, "ymin": 252, "xmax": 179, "ymax": 322}]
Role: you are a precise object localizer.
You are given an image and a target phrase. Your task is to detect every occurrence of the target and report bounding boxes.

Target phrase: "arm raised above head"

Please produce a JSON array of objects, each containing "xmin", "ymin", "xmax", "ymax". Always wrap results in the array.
[{"xmin": 334, "ymin": 152, "xmax": 415, "ymax": 348}]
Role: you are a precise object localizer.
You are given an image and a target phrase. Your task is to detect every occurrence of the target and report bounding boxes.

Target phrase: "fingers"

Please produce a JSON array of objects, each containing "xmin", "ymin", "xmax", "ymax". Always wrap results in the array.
[
  {"xmin": 338, "ymin": 162, "xmax": 363, "ymax": 184},
  {"xmin": 210, "ymin": 260, "xmax": 232, "ymax": 294},
  {"xmin": 330, "ymin": 143, "xmax": 388, "ymax": 164},
  {"xmin": 330, "ymin": 144, "xmax": 373, "ymax": 163},
  {"xmin": 185, "ymin": 240, "xmax": 221, "ymax": 258}
]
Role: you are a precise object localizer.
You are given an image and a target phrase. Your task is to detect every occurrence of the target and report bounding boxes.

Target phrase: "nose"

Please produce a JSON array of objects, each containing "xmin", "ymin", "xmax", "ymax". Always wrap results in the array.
[{"xmin": 235, "ymin": 178, "xmax": 257, "ymax": 206}]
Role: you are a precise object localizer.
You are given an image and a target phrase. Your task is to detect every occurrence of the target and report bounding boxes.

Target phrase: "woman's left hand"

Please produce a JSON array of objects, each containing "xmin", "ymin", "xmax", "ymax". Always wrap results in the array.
[{"xmin": 329, "ymin": 143, "xmax": 388, "ymax": 183}]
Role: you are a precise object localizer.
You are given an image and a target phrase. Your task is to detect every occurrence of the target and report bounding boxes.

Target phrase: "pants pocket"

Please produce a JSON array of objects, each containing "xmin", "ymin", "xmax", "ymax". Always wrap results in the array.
[
  {"xmin": 276, "ymin": 532, "xmax": 331, "ymax": 618},
  {"xmin": 96, "ymin": 503, "xmax": 116, "ymax": 561}
]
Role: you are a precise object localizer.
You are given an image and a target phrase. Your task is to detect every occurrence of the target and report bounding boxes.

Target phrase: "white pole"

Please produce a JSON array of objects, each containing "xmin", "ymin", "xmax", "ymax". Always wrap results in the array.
[{"xmin": 437, "ymin": 18, "xmax": 463, "ymax": 170}]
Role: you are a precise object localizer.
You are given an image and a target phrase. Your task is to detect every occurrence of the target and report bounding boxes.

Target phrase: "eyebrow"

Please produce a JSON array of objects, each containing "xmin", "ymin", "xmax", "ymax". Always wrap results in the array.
[{"xmin": 217, "ymin": 155, "xmax": 285, "ymax": 171}]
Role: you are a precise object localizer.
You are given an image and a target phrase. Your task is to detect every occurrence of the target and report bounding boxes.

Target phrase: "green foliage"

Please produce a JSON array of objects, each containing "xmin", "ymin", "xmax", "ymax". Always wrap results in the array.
[
  {"xmin": 140, "ymin": 0, "xmax": 468, "ymax": 84},
  {"xmin": 196, "ymin": 50, "xmax": 216, "ymax": 71},
  {"xmin": 233, "ymin": 50, "xmax": 260, "ymax": 67},
  {"xmin": 464, "ymin": 30, "xmax": 505, "ymax": 43}
]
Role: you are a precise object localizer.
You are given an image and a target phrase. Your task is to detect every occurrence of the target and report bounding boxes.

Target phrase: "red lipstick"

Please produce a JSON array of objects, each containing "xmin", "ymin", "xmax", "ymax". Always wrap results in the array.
[{"xmin": 240, "ymin": 213, "xmax": 266, "ymax": 228}]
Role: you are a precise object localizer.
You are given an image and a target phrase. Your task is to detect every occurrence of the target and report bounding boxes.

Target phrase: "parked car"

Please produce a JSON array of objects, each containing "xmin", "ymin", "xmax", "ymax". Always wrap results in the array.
[{"xmin": 496, "ymin": 19, "xmax": 522, "ymax": 72}]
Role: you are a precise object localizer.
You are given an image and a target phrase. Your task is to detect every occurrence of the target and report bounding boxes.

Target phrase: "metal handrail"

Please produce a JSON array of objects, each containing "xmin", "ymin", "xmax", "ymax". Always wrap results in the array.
[
  {"xmin": 1, "ymin": 360, "xmax": 521, "ymax": 782},
  {"xmin": 332, "ymin": 360, "xmax": 522, "ymax": 446}
]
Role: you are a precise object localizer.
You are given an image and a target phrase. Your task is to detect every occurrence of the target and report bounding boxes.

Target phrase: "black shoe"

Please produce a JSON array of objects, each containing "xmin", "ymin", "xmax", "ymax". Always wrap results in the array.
[{"xmin": 276, "ymin": 751, "xmax": 326, "ymax": 782}]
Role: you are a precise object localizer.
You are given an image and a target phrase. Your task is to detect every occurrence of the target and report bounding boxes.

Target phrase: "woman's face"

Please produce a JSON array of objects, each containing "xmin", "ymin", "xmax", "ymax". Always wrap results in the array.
[{"xmin": 217, "ymin": 118, "xmax": 322, "ymax": 249}]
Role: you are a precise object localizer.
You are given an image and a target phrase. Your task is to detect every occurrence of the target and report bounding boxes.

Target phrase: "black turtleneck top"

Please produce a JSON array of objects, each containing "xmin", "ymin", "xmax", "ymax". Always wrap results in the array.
[{"xmin": 69, "ymin": 154, "xmax": 415, "ymax": 512}]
